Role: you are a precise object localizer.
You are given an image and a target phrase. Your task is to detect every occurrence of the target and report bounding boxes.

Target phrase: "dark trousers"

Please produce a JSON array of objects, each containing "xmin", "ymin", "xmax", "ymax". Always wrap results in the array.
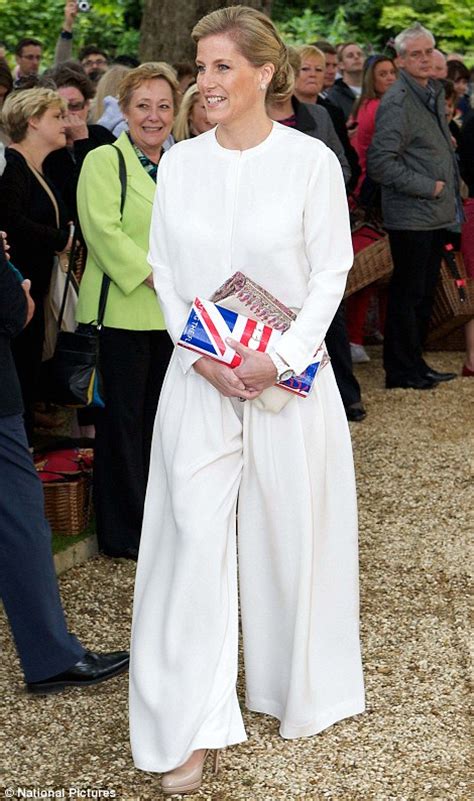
[
  {"xmin": 325, "ymin": 302, "xmax": 362, "ymax": 408},
  {"xmin": 0, "ymin": 414, "xmax": 85, "ymax": 682},
  {"xmin": 11, "ymin": 302, "xmax": 45, "ymax": 444},
  {"xmin": 384, "ymin": 229, "xmax": 444, "ymax": 382},
  {"xmin": 94, "ymin": 327, "xmax": 173, "ymax": 555}
]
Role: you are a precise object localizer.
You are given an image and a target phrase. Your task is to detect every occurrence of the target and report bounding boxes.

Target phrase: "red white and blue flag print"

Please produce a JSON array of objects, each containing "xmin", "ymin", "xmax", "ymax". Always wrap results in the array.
[{"xmin": 178, "ymin": 297, "xmax": 322, "ymax": 398}]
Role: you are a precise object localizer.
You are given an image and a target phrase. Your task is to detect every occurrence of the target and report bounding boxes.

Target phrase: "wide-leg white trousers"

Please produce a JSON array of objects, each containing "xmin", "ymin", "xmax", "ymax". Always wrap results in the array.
[{"xmin": 129, "ymin": 353, "xmax": 365, "ymax": 772}]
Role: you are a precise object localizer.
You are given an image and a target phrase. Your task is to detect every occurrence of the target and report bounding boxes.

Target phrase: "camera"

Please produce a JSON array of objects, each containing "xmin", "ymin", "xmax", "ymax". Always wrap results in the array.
[{"xmin": 77, "ymin": 1, "xmax": 91, "ymax": 12}]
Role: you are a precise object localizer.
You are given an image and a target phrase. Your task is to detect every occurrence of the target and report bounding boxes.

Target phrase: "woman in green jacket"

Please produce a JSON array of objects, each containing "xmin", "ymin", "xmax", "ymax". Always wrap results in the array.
[{"xmin": 76, "ymin": 63, "xmax": 177, "ymax": 559}]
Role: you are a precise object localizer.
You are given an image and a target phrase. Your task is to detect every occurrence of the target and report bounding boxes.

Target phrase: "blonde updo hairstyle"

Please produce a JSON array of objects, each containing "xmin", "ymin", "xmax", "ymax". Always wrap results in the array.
[
  {"xmin": 191, "ymin": 5, "xmax": 294, "ymax": 105},
  {"xmin": 118, "ymin": 61, "xmax": 180, "ymax": 113},
  {"xmin": 2, "ymin": 87, "xmax": 66, "ymax": 143},
  {"xmin": 173, "ymin": 83, "xmax": 201, "ymax": 141}
]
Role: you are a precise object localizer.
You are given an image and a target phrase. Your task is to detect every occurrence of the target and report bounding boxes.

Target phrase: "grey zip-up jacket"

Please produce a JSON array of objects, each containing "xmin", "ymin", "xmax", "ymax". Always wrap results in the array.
[{"xmin": 367, "ymin": 70, "xmax": 457, "ymax": 230}]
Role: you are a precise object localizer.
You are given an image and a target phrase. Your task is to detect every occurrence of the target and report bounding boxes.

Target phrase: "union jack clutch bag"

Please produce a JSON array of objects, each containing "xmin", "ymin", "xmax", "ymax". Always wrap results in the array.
[{"xmin": 178, "ymin": 296, "xmax": 323, "ymax": 398}]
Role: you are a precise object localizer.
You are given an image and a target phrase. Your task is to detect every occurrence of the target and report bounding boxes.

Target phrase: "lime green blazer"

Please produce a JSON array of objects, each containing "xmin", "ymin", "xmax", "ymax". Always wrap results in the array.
[{"xmin": 76, "ymin": 132, "xmax": 166, "ymax": 330}]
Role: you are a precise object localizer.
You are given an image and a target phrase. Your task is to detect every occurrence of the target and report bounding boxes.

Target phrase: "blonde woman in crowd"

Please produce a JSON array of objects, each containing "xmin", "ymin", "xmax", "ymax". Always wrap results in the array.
[
  {"xmin": 89, "ymin": 63, "xmax": 131, "ymax": 135},
  {"xmin": 130, "ymin": 6, "xmax": 364, "ymax": 795},
  {"xmin": 173, "ymin": 82, "xmax": 214, "ymax": 141},
  {"xmin": 0, "ymin": 88, "xmax": 72, "ymax": 442}
]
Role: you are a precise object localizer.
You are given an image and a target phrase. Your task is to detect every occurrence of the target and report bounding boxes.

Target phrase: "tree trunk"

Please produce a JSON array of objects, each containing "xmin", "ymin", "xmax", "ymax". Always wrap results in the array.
[{"xmin": 140, "ymin": 0, "xmax": 273, "ymax": 65}]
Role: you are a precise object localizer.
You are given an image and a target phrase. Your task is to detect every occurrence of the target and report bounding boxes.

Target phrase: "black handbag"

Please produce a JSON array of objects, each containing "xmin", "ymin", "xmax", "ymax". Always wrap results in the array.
[{"xmin": 47, "ymin": 146, "xmax": 127, "ymax": 407}]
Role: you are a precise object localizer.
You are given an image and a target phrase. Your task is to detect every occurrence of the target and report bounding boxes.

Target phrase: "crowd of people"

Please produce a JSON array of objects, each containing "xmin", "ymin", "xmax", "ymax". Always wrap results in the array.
[{"xmin": 0, "ymin": 1, "xmax": 473, "ymax": 796}]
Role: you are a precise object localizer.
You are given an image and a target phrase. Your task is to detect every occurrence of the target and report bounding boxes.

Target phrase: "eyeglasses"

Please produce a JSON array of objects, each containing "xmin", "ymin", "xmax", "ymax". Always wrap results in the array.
[
  {"xmin": 406, "ymin": 48, "xmax": 434, "ymax": 60},
  {"xmin": 67, "ymin": 101, "xmax": 86, "ymax": 111},
  {"xmin": 83, "ymin": 58, "xmax": 107, "ymax": 68}
]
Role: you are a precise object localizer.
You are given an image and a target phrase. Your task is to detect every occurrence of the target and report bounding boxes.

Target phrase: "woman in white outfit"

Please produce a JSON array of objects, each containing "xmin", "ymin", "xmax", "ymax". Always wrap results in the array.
[{"xmin": 130, "ymin": 6, "xmax": 365, "ymax": 795}]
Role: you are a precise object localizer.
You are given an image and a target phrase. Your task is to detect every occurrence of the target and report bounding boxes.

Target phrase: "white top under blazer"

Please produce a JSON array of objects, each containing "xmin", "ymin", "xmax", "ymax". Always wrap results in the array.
[{"xmin": 148, "ymin": 121, "xmax": 353, "ymax": 374}]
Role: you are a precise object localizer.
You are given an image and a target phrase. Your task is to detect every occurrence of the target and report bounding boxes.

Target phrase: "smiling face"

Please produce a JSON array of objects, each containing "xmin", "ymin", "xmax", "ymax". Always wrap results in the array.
[
  {"xmin": 29, "ymin": 105, "xmax": 67, "ymax": 152},
  {"xmin": 373, "ymin": 60, "xmax": 397, "ymax": 96},
  {"xmin": 295, "ymin": 55, "xmax": 325, "ymax": 101},
  {"xmin": 125, "ymin": 78, "xmax": 174, "ymax": 158},
  {"xmin": 196, "ymin": 33, "xmax": 273, "ymax": 130}
]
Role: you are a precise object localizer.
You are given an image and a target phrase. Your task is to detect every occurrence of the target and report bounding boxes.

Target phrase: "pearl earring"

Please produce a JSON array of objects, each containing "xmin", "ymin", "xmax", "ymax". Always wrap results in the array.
[{"xmin": 260, "ymin": 83, "xmax": 267, "ymax": 91}]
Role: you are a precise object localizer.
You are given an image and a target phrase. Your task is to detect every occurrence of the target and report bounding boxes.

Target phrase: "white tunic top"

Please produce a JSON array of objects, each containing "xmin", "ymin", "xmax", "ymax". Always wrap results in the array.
[{"xmin": 148, "ymin": 122, "xmax": 353, "ymax": 375}]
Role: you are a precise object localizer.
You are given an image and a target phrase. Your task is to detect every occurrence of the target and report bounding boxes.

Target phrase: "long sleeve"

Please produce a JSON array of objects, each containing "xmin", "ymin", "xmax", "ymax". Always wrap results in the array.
[
  {"xmin": 275, "ymin": 147, "xmax": 353, "ymax": 374},
  {"xmin": 54, "ymin": 33, "xmax": 73, "ymax": 65},
  {"xmin": 77, "ymin": 146, "xmax": 152, "ymax": 296},
  {"xmin": 367, "ymin": 100, "xmax": 436, "ymax": 198},
  {"xmin": 148, "ymin": 154, "xmax": 198, "ymax": 372}
]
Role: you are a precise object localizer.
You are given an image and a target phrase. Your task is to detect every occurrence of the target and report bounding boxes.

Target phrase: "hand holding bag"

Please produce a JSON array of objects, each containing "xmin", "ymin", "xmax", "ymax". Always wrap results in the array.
[{"xmin": 178, "ymin": 272, "xmax": 329, "ymax": 413}]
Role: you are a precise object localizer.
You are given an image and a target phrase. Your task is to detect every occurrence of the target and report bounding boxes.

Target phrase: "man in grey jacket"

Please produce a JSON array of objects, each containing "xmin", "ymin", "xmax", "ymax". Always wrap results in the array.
[{"xmin": 367, "ymin": 22, "xmax": 458, "ymax": 389}]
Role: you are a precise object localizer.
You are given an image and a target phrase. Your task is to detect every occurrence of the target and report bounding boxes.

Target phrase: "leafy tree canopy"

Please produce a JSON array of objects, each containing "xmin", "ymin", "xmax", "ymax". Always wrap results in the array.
[
  {"xmin": 0, "ymin": 0, "xmax": 142, "ymax": 63},
  {"xmin": 0, "ymin": 0, "xmax": 471, "ymax": 66},
  {"xmin": 273, "ymin": 0, "xmax": 473, "ymax": 60}
]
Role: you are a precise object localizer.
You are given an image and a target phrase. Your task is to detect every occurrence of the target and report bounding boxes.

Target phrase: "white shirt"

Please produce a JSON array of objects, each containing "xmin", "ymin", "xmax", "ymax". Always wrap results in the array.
[{"xmin": 148, "ymin": 122, "xmax": 353, "ymax": 376}]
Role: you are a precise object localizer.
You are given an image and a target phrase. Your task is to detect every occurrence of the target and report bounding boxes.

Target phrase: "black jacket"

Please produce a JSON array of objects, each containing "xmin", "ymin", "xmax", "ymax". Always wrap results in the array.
[
  {"xmin": 0, "ymin": 245, "xmax": 27, "ymax": 416},
  {"xmin": 0, "ymin": 149, "xmax": 69, "ymax": 299},
  {"xmin": 44, "ymin": 124, "xmax": 115, "ymax": 220},
  {"xmin": 327, "ymin": 79, "xmax": 357, "ymax": 121},
  {"xmin": 317, "ymin": 95, "xmax": 361, "ymax": 193},
  {"xmin": 291, "ymin": 96, "xmax": 351, "ymax": 185}
]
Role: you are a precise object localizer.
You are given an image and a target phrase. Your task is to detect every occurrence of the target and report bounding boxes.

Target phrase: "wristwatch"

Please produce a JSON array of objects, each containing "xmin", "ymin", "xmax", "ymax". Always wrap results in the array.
[{"xmin": 268, "ymin": 350, "xmax": 295, "ymax": 382}]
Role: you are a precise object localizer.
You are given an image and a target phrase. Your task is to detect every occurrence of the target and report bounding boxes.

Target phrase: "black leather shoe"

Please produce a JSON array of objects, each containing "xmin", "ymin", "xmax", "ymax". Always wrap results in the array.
[
  {"xmin": 346, "ymin": 402, "xmax": 367, "ymax": 422},
  {"xmin": 423, "ymin": 369, "xmax": 457, "ymax": 382},
  {"xmin": 385, "ymin": 377, "xmax": 439, "ymax": 390},
  {"xmin": 26, "ymin": 650, "xmax": 129, "ymax": 695}
]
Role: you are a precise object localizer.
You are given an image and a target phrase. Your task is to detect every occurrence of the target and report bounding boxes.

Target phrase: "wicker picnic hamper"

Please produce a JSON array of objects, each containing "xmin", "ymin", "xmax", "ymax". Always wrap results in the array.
[
  {"xmin": 426, "ymin": 249, "xmax": 474, "ymax": 343},
  {"xmin": 344, "ymin": 223, "xmax": 393, "ymax": 298},
  {"xmin": 43, "ymin": 474, "xmax": 92, "ymax": 536},
  {"xmin": 35, "ymin": 449, "xmax": 93, "ymax": 536}
]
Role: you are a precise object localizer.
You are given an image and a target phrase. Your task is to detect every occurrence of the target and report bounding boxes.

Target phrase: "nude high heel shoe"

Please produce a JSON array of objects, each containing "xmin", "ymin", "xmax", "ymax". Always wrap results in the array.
[{"xmin": 161, "ymin": 748, "xmax": 220, "ymax": 795}]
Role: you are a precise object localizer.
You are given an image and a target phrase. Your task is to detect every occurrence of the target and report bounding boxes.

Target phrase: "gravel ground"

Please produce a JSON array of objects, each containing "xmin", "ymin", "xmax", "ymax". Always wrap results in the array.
[{"xmin": 1, "ymin": 347, "xmax": 472, "ymax": 801}]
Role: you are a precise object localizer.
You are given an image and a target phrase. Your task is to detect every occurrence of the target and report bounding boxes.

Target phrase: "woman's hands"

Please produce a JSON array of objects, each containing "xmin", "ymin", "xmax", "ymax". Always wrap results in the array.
[
  {"xmin": 229, "ymin": 339, "xmax": 278, "ymax": 393},
  {"xmin": 193, "ymin": 358, "xmax": 261, "ymax": 400},
  {"xmin": 193, "ymin": 339, "xmax": 279, "ymax": 399}
]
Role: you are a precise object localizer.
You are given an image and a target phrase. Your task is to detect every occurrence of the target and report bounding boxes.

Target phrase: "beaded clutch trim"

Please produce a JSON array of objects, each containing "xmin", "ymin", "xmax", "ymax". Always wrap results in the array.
[{"xmin": 210, "ymin": 272, "xmax": 296, "ymax": 332}]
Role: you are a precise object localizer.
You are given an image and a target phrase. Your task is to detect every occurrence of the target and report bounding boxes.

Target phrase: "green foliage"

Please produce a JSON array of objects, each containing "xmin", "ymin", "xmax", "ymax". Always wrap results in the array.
[
  {"xmin": 380, "ymin": 0, "xmax": 474, "ymax": 58},
  {"xmin": 276, "ymin": 6, "xmax": 362, "ymax": 46},
  {"xmin": 0, "ymin": 0, "xmax": 142, "ymax": 63},
  {"xmin": 273, "ymin": 0, "xmax": 473, "ymax": 55}
]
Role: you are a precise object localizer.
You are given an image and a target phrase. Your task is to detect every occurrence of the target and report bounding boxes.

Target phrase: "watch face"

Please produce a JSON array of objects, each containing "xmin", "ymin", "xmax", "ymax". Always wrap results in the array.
[{"xmin": 280, "ymin": 369, "xmax": 295, "ymax": 382}]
